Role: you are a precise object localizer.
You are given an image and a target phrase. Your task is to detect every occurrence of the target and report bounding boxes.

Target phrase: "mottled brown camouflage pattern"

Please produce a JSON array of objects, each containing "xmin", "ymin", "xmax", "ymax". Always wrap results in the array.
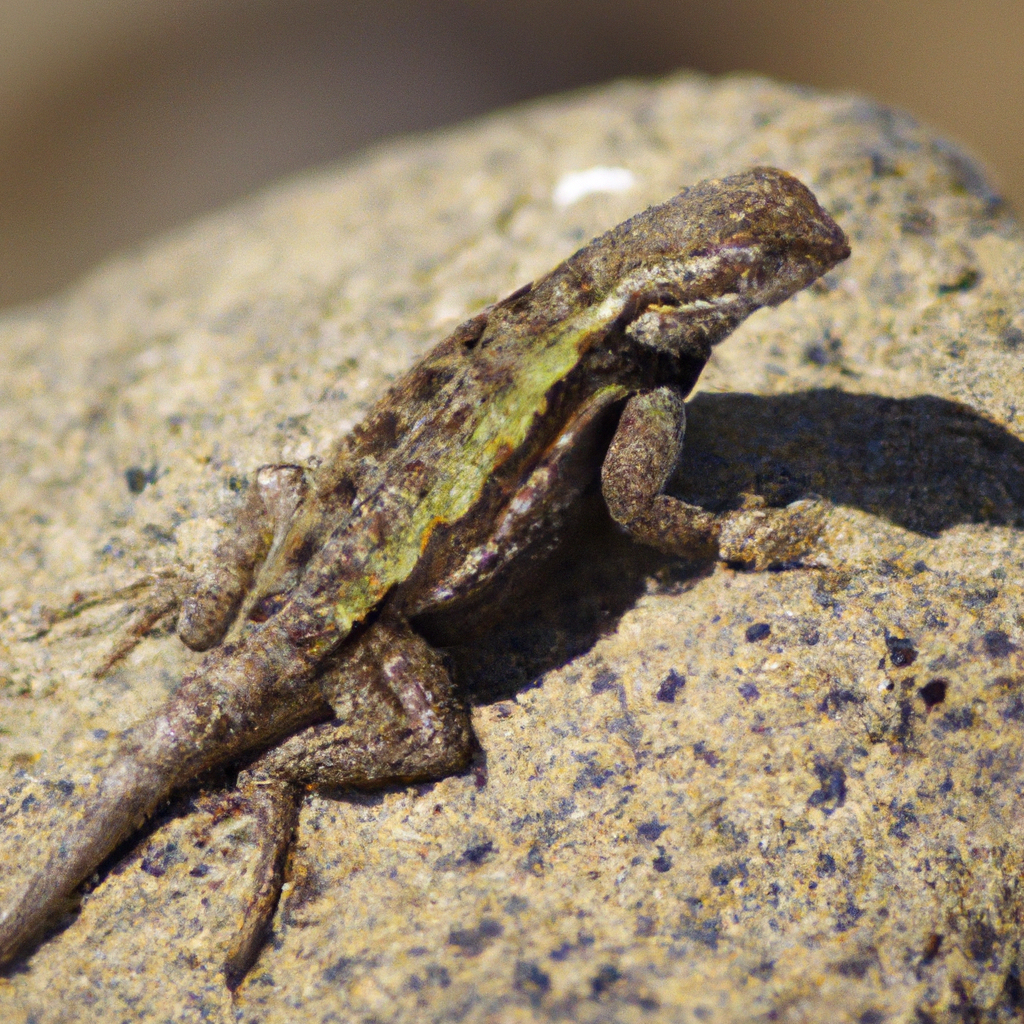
[{"xmin": 0, "ymin": 167, "xmax": 849, "ymax": 985}]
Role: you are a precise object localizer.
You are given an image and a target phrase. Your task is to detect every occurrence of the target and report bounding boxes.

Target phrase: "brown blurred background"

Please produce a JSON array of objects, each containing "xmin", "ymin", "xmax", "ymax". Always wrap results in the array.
[{"xmin": 1, "ymin": 0, "xmax": 1021, "ymax": 310}]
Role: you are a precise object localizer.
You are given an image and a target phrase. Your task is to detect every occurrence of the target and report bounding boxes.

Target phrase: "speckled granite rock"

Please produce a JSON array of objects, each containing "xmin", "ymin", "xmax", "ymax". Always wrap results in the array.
[{"xmin": 1, "ymin": 72, "xmax": 1023, "ymax": 1023}]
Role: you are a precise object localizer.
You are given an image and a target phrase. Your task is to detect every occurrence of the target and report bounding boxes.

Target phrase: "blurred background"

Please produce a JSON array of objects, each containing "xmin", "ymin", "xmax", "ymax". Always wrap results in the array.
[{"xmin": 1, "ymin": 0, "xmax": 1021, "ymax": 310}]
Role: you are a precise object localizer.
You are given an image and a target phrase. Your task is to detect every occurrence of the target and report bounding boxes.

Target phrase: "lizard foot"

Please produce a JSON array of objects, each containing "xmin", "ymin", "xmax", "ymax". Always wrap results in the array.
[{"xmin": 717, "ymin": 498, "xmax": 830, "ymax": 570}]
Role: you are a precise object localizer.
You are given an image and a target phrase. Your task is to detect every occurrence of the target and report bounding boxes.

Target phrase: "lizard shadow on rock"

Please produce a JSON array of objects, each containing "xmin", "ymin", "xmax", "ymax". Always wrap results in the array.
[
  {"xmin": 416, "ymin": 487, "xmax": 681, "ymax": 707},
  {"xmin": 678, "ymin": 390, "xmax": 1024, "ymax": 535},
  {"xmin": 420, "ymin": 389, "xmax": 1024, "ymax": 706}
]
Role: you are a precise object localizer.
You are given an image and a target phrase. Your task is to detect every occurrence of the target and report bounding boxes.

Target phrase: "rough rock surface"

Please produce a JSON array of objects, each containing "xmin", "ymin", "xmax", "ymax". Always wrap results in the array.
[{"xmin": 1, "ymin": 72, "xmax": 1023, "ymax": 1023}]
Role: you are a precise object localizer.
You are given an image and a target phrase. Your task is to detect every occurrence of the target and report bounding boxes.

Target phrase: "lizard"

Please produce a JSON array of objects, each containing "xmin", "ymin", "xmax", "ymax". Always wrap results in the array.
[{"xmin": 0, "ymin": 166, "xmax": 850, "ymax": 987}]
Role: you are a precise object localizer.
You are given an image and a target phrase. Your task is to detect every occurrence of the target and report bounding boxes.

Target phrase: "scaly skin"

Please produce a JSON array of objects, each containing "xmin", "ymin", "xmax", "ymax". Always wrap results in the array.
[{"xmin": 0, "ymin": 167, "xmax": 849, "ymax": 981}]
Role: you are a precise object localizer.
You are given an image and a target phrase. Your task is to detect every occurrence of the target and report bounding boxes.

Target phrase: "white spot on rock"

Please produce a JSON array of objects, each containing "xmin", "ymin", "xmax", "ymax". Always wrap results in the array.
[{"xmin": 553, "ymin": 167, "xmax": 636, "ymax": 208}]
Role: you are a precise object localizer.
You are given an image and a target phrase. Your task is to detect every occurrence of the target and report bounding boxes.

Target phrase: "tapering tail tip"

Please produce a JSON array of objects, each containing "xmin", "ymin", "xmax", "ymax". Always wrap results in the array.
[{"xmin": 0, "ymin": 752, "xmax": 170, "ymax": 969}]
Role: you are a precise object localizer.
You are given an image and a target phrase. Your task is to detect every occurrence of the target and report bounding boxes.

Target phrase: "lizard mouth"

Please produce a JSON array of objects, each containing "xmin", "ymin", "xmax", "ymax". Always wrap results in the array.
[
  {"xmin": 614, "ymin": 231, "xmax": 843, "ymax": 360},
  {"xmin": 629, "ymin": 233, "xmax": 843, "ymax": 325}
]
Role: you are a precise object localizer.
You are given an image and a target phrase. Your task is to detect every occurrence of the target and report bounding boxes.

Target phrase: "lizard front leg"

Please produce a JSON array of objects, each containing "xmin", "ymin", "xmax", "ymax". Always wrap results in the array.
[
  {"xmin": 222, "ymin": 615, "xmax": 472, "ymax": 987},
  {"xmin": 601, "ymin": 386, "xmax": 828, "ymax": 569}
]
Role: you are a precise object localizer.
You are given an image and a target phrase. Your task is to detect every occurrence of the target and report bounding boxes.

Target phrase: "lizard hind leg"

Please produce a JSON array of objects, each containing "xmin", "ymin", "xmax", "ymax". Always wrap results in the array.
[
  {"xmin": 222, "ymin": 772, "xmax": 301, "ymax": 991},
  {"xmin": 222, "ymin": 616, "xmax": 472, "ymax": 987},
  {"xmin": 259, "ymin": 616, "xmax": 474, "ymax": 788},
  {"xmin": 44, "ymin": 464, "xmax": 309, "ymax": 678},
  {"xmin": 177, "ymin": 464, "xmax": 309, "ymax": 651}
]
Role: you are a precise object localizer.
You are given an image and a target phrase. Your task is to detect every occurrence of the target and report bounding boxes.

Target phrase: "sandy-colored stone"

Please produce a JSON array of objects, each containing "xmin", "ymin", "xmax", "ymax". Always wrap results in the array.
[{"xmin": 1, "ymin": 72, "xmax": 1023, "ymax": 1022}]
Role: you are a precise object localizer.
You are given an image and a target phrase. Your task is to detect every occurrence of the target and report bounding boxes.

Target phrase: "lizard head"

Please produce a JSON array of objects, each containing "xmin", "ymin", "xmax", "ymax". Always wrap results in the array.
[{"xmin": 588, "ymin": 167, "xmax": 851, "ymax": 370}]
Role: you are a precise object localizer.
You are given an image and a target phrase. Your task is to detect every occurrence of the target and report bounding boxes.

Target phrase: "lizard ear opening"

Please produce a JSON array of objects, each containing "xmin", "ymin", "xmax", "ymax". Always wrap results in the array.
[
  {"xmin": 622, "ymin": 305, "xmax": 722, "ymax": 394},
  {"xmin": 623, "ymin": 305, "xmax": 727, "ymax": 362}
]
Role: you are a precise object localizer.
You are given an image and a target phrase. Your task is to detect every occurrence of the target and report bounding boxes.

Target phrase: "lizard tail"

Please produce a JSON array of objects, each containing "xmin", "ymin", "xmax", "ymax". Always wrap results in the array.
[
  {"xmin": 0, "ymin": 620, "xmax": 332, "ymax": 968},
  {"xmin": 0, "ymin": 744, "xmax": 174, "ymax": 967}
]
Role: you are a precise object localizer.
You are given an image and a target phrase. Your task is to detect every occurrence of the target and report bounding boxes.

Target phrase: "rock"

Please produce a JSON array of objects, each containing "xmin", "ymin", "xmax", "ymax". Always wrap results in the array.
[{"xmin": 1, "ymin": 71, "xmax": 1022, "ymax": 1023}]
